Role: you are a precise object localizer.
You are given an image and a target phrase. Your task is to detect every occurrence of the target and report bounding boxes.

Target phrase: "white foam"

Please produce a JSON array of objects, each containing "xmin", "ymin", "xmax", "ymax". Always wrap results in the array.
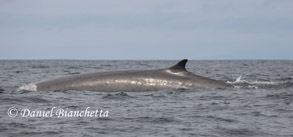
[
  {"xmin": 227, "ymin": 76, "xmax": 244, "ymax": 84},
  {"xmin": 248, "ymin": 85, "xmax": 258, "ymax": 89},
  {"xmin": 17, "ymin": 83, "xmax": 37, "ymax": 91},
  {"xmin": 227, "ymin": 76, "xmax": 277, "ymax": 85}
]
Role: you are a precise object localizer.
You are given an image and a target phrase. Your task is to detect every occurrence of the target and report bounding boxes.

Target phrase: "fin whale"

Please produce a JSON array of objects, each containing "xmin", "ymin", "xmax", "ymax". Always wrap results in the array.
[{"xmin": 36, "ymin": 59, "xmax": 233, "ymax": 92}]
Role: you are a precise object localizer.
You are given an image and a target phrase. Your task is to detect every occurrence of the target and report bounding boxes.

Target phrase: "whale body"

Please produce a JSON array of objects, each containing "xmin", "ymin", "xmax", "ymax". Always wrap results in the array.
[{"xmin": 36, "ymin": 59, "xmax": 233, "ymax": 92}]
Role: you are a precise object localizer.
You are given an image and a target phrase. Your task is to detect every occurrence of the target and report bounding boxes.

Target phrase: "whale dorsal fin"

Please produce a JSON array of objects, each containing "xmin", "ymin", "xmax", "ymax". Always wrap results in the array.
[{"xmin": 169, "ymin": 59, "xmax": 188, "ymax": 71}]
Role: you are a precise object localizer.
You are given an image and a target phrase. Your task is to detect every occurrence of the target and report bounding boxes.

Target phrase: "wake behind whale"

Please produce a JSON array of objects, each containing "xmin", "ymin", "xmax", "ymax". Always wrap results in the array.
[{"xmin": 34, "ymin": 59, "xmax": 232, "ymax": 92}]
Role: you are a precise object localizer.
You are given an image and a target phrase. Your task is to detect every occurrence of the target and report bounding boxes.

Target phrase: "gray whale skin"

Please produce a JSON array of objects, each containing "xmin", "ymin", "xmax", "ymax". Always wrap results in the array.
[{"xmin": 36, "ymin": 59, "xmax": 233, "ymax": 92}]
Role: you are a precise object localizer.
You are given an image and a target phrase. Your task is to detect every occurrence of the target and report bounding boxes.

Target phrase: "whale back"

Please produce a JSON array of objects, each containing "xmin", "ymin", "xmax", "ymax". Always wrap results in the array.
[{"xmin": 36, "ymin": 59, "xmax": 233, "ymax": 91}]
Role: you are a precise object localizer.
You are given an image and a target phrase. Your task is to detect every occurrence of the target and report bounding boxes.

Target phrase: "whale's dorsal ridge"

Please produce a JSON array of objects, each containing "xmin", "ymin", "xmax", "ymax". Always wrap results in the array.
[{"xmin": 169, "ymin": 59, "xmax": 188, "ymax": 71}]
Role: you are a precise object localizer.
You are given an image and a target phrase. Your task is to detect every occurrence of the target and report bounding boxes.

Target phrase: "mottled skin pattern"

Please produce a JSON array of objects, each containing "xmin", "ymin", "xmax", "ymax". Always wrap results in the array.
[{"xmin": 36, "ymin": 59, "xmax": 233, "ymax": 92}]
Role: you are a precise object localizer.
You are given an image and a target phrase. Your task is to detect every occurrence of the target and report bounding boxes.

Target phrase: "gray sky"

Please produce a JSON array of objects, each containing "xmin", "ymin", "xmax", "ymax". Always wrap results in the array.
[{"xmin": 0, "ymin": 0, "xmax": 292, "ymax": 60}]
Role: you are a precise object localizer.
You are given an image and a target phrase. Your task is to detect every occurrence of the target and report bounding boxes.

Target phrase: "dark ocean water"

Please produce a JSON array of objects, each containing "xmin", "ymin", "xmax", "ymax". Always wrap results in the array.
[{"xmin": 0, "ymin": 60, "xmax": 293, "ymax": 137}]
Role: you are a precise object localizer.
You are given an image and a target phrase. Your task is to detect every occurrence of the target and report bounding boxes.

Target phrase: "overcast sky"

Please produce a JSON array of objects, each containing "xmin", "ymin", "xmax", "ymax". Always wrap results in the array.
[{"xmin": 0, "ymin": 0, "xmax": 292, "ymax": 60}]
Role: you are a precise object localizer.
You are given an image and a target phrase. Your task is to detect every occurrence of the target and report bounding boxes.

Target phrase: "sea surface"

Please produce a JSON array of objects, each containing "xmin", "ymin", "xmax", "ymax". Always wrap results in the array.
[{"xmin": 0, "ymin": 60, "xmax": 293, "ymax": 137}]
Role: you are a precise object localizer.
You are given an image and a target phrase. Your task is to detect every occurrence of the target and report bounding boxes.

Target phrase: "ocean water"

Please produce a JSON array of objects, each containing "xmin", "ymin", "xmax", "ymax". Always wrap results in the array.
[{"xmin": 0, "ymin": 60, "xmax": 293, "ymax": 137}]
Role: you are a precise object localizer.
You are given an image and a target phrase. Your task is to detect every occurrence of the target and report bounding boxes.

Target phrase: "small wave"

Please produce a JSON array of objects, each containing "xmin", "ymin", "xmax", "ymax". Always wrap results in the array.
[
  {"xmin": 216, "ymin": 127, "xmax": 259, "ymax": 136},
  {"xmin": 206, "ymin": 115, "xmax": 237, "ymax": 123},
  {"xmin": 101, "ymin": 92, "xmax": 134, "ymax": 100},
  {"xmin": 1, "ymin": 97, "xmax": 50, "ymax": 103},
  {"xmin": 17, "ymin": 83, "xmax": 37, "ymax": 91},
  {"xmin": 30, "ymin": 65, "xmax": 50, "ymax": 69},
  {"xmin": 136, "ymin": 116, "xmax": 175, "ymax": 123}
]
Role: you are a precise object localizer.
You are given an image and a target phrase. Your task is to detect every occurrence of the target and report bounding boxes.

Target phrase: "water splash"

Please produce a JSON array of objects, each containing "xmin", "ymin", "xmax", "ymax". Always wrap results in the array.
[
  {"xmin": 227, "ymin": 76, "xmax": 277, "ymax": 85},
  {"xmin": 17, "ymin": 83, "xmax": 37, "ymax": 91}
]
